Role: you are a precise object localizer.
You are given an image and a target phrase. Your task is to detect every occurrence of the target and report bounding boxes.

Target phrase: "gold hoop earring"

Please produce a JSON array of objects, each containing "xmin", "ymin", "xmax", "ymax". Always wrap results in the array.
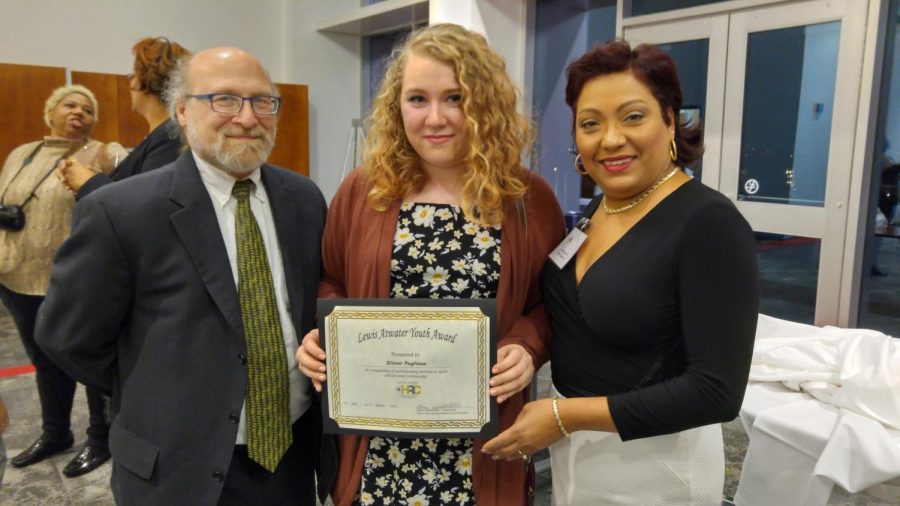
[
  {"xmin": 574, "ymin": 154, "xmax": 588, "ymax": 175},
  {"xmin": 669, "ymin": 138, "xmax": 678, "ymax": 162}
]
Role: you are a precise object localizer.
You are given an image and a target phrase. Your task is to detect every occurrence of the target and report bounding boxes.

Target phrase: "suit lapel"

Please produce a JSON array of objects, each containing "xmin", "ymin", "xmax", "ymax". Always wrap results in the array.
[
  {"xmin": 261, "ymin": 166, "xmax": 305, "ymax": 336},
  {"xmin": 168, "ymin": 153, "xmax": 244, "ymax": 338}
]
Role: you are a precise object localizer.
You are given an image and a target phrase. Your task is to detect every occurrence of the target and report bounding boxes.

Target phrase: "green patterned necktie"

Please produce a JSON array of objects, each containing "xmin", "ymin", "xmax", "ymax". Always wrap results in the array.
[{"xmin": 232, "ymin": 179, "xmax": 292, "ymax": 473}]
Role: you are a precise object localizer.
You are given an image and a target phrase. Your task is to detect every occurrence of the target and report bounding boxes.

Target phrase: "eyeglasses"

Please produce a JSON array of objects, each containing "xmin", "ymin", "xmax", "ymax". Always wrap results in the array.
[{"xmin": 188, "ymin": 93, "xmax": 281, "ymax": 115}]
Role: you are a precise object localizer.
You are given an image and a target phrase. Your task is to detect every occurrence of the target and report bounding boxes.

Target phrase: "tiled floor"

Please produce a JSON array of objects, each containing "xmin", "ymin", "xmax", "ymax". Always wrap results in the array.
[{"xmin": 0, "ymin": 318, "xmax": 113, "ymax": 505}]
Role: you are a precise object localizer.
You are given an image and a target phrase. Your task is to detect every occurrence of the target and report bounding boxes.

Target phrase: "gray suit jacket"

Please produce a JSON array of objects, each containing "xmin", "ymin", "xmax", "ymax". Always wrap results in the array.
[{"xmin": 36, "ymin": 152, "xmax": 336, "ymax": 505}]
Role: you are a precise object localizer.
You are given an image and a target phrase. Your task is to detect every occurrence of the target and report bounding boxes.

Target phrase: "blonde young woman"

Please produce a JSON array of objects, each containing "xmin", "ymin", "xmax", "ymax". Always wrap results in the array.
[
  {"xmin": 0, "ymin": 85, "xmax": 125, "ymax": 477},
  {"xmin": 297, "ymin": 24, "xmax": 564, "ymax": 506}
]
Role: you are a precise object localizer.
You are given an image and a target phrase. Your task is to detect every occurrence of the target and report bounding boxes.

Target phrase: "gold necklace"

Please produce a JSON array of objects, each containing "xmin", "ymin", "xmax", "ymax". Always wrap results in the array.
[{"xmin": 602, "ymin": 167, "xmax": 680, "ymax": 215}]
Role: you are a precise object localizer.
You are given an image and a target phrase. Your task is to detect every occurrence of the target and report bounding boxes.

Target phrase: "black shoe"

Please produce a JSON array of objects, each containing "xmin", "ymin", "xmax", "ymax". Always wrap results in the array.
[
  {"xmin": 10, "ymin": 434, "xmax": 74, "ymax": 468},
  {"xmin": 62, "ymin": 444, "xmax": 111, "ymax": 478}
]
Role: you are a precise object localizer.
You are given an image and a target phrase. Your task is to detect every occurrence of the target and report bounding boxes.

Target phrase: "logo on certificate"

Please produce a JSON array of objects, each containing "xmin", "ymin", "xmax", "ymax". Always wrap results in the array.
[{"xmin": 396, "ymin": 383, "xmax": 422, "ymax": 397}]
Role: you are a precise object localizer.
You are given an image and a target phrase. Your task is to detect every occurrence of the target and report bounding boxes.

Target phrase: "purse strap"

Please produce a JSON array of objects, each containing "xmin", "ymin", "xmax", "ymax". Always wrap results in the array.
[{"xmin": 0, "ymin": 142, "xmax": 73, "ymax": 206}]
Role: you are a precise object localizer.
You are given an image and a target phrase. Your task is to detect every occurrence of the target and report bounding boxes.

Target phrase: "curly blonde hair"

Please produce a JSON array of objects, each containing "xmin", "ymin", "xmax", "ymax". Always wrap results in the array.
[{"xmin": 364, "ymin": 23, "xmax": 531, "ymax": 227}]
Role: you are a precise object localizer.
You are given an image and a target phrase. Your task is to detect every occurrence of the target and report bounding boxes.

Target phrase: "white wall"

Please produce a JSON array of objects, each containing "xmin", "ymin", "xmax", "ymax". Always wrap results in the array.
[
  {"xmin": 0, "ymin": 0, "xmax": 361, "ymax": 200},
  {"xmin": 284, "ymin": 1, "xmax": 361, "ymax": 200},
  {"xmin": 0, "ymin": 0, "xmax": 289, "ymax": 79},
  {"xmin": 430, "ymin": 0, "xmax": 528, "ymax": 93}
]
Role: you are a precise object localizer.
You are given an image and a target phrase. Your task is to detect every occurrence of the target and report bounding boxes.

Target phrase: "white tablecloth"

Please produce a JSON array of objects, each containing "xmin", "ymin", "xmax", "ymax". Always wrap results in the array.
[
  {"xmin": 736, "ymin": 382, "xmax": 900, "ymax": 505},
  {"xmin": 736, "ymin": 315, "xmax": 900, "ymax": 505}
]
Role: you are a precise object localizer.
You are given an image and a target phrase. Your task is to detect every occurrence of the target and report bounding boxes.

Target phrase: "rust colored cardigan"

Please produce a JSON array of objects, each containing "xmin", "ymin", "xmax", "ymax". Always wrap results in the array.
[{"xmin": 321, "ymin": 169, "xmax": 564, "ymax": 506}]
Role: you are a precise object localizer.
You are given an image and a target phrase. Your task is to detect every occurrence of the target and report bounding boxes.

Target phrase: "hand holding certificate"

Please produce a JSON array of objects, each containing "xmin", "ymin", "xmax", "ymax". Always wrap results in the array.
[{"xmin": 316, "ymin": 298, "xmax": 498, "ymax": 438}]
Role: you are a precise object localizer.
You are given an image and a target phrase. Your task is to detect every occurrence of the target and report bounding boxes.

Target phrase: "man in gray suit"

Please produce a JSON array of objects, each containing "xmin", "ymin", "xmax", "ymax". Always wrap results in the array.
[{"xmin": 36, "ymin": 47, "xmax": 334, "ymax": 505}]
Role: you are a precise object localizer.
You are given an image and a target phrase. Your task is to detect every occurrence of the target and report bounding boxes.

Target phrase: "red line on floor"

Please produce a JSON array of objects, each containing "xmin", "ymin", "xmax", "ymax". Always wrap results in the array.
[
  {"xmin": 757, "ymin": 237, "xmax": 820, "ymax": 252},
  {"xmin": 0, "ymin": 364, "xmax": 35, "ymax": 378}
]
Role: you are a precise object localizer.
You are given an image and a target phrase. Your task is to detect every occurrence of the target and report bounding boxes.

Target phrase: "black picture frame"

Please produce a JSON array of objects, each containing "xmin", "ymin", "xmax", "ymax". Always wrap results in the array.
[{"xmin": 317, "ymin": 298, "xmax": 499, "ymax": 439}]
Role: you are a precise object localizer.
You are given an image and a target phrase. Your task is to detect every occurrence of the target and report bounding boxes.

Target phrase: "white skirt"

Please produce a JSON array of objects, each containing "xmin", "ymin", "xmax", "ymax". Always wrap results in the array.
[{"xmin": 550, "ymin": 386, "xmax": 725, "ymax": 506}]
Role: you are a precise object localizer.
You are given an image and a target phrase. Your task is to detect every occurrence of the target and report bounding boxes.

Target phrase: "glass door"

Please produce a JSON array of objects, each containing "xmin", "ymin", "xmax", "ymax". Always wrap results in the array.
[
  {"xmin": 624, "ymin": 0, "xmax": 869, "ymax": 325},
  {"xmin": 721, "ymin": 0, "xmax": 866, "ymax": 324},
  {"xmin": 623, "ymin": 15, "xmax": 728, "ymax": 189}
]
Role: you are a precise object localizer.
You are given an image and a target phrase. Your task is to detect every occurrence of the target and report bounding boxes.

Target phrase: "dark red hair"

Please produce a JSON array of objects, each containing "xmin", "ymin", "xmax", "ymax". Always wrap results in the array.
[
  {"xmin": 132, "ymin": 37, "xmax": 190, "ymax": 100},
  {"xmin": 565, "ymin": 39, "xmax": 703, "ymax": 166}
]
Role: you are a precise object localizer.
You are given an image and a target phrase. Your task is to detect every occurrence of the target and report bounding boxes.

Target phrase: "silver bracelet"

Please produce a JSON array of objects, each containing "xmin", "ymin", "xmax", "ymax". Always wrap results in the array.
[{"xmin": 552, "ymin": 396, "xmax": 571, "ymax": 438}]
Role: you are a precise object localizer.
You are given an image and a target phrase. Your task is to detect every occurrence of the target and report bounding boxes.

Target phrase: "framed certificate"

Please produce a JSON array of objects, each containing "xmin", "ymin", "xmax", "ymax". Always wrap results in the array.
[{"xmin": 318, "ymin": 298, "xmax": 498, "ymax": 438}]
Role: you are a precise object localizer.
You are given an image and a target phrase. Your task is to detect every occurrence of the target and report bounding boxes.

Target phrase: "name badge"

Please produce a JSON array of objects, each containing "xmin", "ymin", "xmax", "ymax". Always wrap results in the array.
[{"xmin": 549, "ymin": 227, "xmax": 588, "ymax": 268}]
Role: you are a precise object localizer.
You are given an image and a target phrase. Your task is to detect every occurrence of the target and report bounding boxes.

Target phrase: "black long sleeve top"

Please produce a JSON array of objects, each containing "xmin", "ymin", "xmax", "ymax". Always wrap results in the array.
[
  {"xmin": 542, "ymin": 179, "xmax": 759, "ymax": 441},
  {"xmin": 76, "ymin": 119, "xmax": 182, "ymax": 200}
]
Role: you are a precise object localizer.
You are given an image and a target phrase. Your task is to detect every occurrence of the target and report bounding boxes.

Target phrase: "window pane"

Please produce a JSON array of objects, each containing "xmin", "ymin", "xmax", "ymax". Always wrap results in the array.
[
  {"xmin": 532, "ymin": 0, "xmax": 616, "ymax": 214},
  {"xmin": 757, "ymin": 233, "xmax": 820, "ymax": 324},
  {"xmin": 858, "ymin": 1, "xmax": 900, "ymax": 337},
  {"xmin": 363, "ymin": 28, "xmax": 415, "ymax": 112},
  {"xmin": 628, "ymin": 0, "xmax": 730, "ymax": 17},
  {"xmin": 737, "ymin": 22, "xmax": 840, "ymax": 207},
  {"xmin": 657, "ymin": 39, "xmax": 709, "ymax": 182}
]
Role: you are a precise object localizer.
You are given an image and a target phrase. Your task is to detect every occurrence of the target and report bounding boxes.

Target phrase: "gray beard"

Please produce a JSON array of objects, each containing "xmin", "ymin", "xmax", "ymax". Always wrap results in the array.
[{"xmin": 187, "ymin": 123, "xmax": 276, "ymax": 178}]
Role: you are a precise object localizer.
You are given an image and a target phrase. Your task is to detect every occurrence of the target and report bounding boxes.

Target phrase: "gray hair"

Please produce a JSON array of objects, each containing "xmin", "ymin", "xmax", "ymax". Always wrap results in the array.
[
  {"xmin": 164, "ymin": 53, "xmax": 194, "ymax": 128},
  {"xmin": 44, "ymin": 84, "xmax": 99, "ymax": 128}
]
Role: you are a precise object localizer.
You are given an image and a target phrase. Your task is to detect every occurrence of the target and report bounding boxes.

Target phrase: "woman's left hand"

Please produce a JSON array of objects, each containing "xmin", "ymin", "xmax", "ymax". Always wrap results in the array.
[
  {"xmin": 490, "ymin": 344, "xmax": 534, "ymax": 404},
  {"xmin": 482, "ymin": 398, "xmax": 562, "ymax": 461}
]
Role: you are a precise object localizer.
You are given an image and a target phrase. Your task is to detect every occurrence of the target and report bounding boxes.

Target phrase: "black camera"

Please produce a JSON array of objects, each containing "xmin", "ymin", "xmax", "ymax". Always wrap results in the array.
[{"xmin": 0, "ymin": 204, "xmax": 25, "ymax": 230}]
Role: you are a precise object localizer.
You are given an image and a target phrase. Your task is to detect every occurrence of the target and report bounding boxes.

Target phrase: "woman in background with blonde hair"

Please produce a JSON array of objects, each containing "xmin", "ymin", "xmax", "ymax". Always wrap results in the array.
[
  {"xmin": 0, "ymin": 84, "xmax": 126, "ymax": 477},
  {"xmin": 297, "ymin": 23, "xmax": 564, "ymax": 505}
]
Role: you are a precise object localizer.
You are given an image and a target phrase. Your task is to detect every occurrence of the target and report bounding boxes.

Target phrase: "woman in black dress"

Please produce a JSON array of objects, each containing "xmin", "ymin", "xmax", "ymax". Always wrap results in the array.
[
  {"xmin": 59, "ymin": 37, "xmax": 189, "ymax": 196},
  {"xmin": 484, "ymin": 40, "xmax": 759, "ymax": 505}
]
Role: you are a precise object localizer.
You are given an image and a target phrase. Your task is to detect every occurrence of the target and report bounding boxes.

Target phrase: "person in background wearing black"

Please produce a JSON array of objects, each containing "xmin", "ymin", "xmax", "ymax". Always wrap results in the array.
[
  {"xmin": 58, "ymin": 37, "xmax": 190, "ymax": 197},
  {"xmin": 483, "ymin": 40, "xmax": 759, "ymax": 505}
]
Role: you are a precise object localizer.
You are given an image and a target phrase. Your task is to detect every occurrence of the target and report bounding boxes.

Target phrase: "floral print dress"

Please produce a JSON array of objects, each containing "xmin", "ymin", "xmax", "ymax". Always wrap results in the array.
[{"xmin": 357, "ymin": 202, "xmax": 501, "ymax": 506}]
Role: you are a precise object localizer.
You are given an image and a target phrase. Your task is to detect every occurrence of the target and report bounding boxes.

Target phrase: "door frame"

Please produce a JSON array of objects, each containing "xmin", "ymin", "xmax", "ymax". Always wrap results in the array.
[
  {"xmin": 725, "ymin": 0, "xmax": 867, "ymax": 322},
  {"xmin": 621, "ymin": 0, "xmax": 876, "ymax": 326}
]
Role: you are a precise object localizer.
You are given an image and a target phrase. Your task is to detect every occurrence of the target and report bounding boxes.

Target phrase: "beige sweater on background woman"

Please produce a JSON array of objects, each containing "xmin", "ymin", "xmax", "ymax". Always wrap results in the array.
[{"xmin": 0, "ymin": 137, "xmax": 125, "ymax": 295}]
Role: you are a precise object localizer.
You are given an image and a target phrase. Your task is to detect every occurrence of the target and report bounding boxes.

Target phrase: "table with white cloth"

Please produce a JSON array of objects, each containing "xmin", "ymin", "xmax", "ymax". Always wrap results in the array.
[{"xmin": 735, "ymin": 315, "xmax": 900, "ymax": 505}]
